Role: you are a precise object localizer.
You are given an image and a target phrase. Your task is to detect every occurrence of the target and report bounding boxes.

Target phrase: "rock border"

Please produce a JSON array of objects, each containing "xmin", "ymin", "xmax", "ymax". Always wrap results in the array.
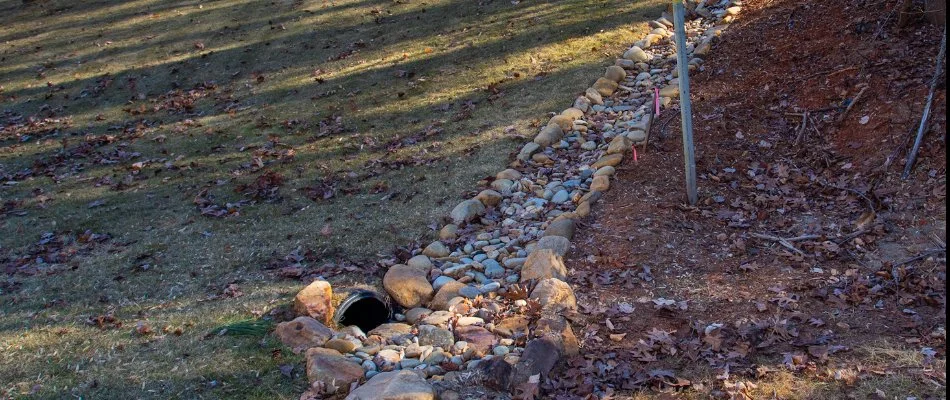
[{"xmin": 285, "ymin": 1, "xmax": 744, "ymax": 398}]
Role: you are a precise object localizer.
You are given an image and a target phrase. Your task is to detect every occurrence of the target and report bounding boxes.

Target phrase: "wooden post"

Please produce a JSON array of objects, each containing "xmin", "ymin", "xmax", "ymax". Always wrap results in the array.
[{"xmin": 673, "ymin": 0, "xmax": 698, "ymax": 205}]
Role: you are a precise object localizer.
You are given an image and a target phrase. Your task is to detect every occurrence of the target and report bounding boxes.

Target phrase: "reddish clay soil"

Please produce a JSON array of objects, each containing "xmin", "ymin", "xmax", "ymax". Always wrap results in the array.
[{"xmin": 549, "ymin": 0, "xmax": 946, "ymax": 398}]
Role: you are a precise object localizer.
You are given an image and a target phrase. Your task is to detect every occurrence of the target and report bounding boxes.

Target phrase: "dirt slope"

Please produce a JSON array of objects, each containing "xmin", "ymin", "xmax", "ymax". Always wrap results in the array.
[{"xmin": 550, "ymin": 0, "xmax": 946, "ymax": 398}]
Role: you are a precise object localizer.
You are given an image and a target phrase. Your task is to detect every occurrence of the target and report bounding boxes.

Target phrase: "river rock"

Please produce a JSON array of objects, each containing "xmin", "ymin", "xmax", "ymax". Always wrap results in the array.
[
  {"xmin": 306, "ymin": 347, "xmax": 365, "ymax": 394},
  {"xmin": 275, "ymin": 317, "xmax": 334, "ymax": 354},
  {"xmin": 585, "ymin": 87, "xmax": 604, "ymax": 105},
  {"xmin": 592, "ymin": 77, "xmax": 618, "ymax": 97},
  {"xmin": 493, "ymin": 315, "xmax": 530, "ymax": 338},
  {"xmin": 561, "ymin": 107, "xmax": 585, "ymax": 120},
  {"xmin": 623, "ymin": 46, "xmax": 651, "ymax": 62},
  {"xmin": 533, "ymin": 124, "xmax": 564, "ymax": 147},
  {"xmin": 418, "ymin": 324, "xmax": 455, "ymax": 349},
  {"xmin": 573, "ymin": 96, "xmax": 591, "ymax": 112},
  {"xmin": 384, "ymin": 264, "xmax": 434, "ymax": 308},
  {"xmin": 405, "ymin": 307, "xmax": 432, "ymax": 324},
  {"xmin": 345, "ymin": 370, "xmax": 435, "ymax": 400},
  {"xmin": 594, "ymin": 166, "xmax": 615, "ymax": 176},
  {"xmin": 439, "ymin": 224, "xmax": 458, "ymax": 240},
  {"xmin": 530, "ymin": 278, "xmax": 577, "ymax": 311},
  {"xmin": 548, "ymin": 115, "xmax": 573, "ymax": 132},
  {"xmin": 407, "ymin": 255, "xmax": 434, "ymax": 271},
  {"xmin": 475, "ymin": 189, "xmax": 503, "ymax": 207},
  {"xmin": 368, "ymin": 323, "xmax": 413, "ymax": 344},
  {"xmin": 659, "ymin": 84, "xmax": 679, "ymax": 98},
  {"xmin": 325, "ymin": 338, "xmax": 360, "ymax": 354},
  {"xmin": 429, "ymin": 280, "xmax": 466, "ymax": 310},
  {"xmin": 455, "ymin": 326, "xmax": 497, "ymax": 356},
  {"xmin": 544, "ymin": 218, "xmax": 576, "ymax": 240},
  {"xmin": 518, "ymin": 142, "xmax": 541, "ymax": 161},
  {"xmin": 450, "ymin": 199, "xmax": 486, "ymax": 225},
  {"xmin": 607, "ymin": 135, "xmax": 632, "ymax": 155},
  {"xmin": 591, "ymin": 153, "xmax": 623, "ymax": 169},
  {"xmin": 604, "ymin": 65, "xmax": 626, "ymax": 83},
  {"xmin": 520, "ymin": 249, "xmax": 567, "ymax": 281},
  {"xmin": 536, "ymin": 235, "xmax": 571, "ymax": 256},
  {"xmin": 590, "ymin": 175, "xmax": 610, "ymax": 192}
]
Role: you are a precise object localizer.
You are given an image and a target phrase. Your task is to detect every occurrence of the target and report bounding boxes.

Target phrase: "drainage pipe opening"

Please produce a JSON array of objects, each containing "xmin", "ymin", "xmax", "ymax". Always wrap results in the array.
[{"xmin": 334, "ymin": 290, "xmax": 392, "ymax": 333}]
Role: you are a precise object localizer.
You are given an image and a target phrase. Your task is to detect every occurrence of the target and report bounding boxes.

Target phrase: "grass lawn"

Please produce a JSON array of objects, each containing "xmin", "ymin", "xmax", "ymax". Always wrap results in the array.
[{"xmin": 0, "ymin": 0, "xmax": 664, "ymax": 398}]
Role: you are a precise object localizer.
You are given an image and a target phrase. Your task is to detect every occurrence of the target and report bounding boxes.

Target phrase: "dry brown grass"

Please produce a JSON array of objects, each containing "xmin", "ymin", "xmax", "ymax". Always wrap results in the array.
[{"xmin": 0, "ymin": 0, "xmax": 664, "ymax": 397}]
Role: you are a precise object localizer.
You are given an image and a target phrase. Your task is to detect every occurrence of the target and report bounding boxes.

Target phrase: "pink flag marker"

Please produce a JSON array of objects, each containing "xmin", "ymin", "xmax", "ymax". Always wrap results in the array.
[{"xmin": 654, "ymin": 87, "xmax": 661, "ymax": 116}]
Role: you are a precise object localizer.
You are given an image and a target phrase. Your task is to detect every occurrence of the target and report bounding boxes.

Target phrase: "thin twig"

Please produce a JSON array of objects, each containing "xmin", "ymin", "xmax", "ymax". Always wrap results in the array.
[
  {"xmin": 894, "ymin": 248, "xmax": 946, "ymax": 267},
  {"xmin": 837, "ymin": 85, "xmax": 868, "ymax": 122}
]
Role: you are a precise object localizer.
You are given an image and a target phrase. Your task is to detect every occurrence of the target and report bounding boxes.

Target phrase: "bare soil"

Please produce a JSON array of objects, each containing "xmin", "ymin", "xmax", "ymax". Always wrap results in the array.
[{"xmin": 550, "ymin": 0, "xmax": 947, "ymax": 398}]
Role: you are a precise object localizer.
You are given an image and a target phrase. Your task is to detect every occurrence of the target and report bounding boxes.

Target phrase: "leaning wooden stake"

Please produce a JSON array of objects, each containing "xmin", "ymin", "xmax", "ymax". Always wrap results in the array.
[
  {"xmin": 673, "ymin": 0, "xmax": 698, "ymax": 205},
  {"xmin": 903, "ymin": 25, "xmax": 947, "ymax": 179}
]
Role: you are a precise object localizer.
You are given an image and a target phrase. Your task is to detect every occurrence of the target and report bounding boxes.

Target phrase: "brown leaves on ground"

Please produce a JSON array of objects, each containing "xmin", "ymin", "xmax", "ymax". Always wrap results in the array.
[
  {"xmin": 235, "ymin": 170, "xmax": 284, "ymax": 201},
  {"xmin": 194, "ymin": 187, "xmax": 247, "ymax": 217},
  {"xmin": 2, "ymin": 230, "xmax": 111, "ymax": 276}
]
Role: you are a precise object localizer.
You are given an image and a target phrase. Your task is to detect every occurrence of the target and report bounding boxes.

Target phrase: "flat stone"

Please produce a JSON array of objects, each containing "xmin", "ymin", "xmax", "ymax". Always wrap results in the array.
[
  {"xmin": 275, "ymin": 317, "xmax": 334, "ymax": 354},
  {"xmin": 573, "ymin": 96, "xmax": 591, "ymax": 112},
  {"xmin": 421, "ymin": 310, "xmax": 453, "ymax": 326},
  {"xmin": 459, "ymin": 285, "xmax": 481, "ymax": 299},
  {"xmin": 482, "ymin": 259, "xmax": 504, "ymax": 278},
  {"xmin": 626, "ymin": 129, "xmax": 648, "ymax": 143},
  {"xmin": 576, "ymin": 201, "xmax": 591, "ymax": 217},
  {"xmin": 591, "ymin": 153, "xmax": 624, "ymax": 169},
  {"xmin": 536, "ymin": 235, "xmax": 571, "ymax": 257},
  {"xmin": 454, "ymin": 326, "xmax": 497, "ymax": 356},
  {"xmin": 345, "ymin": 370, "xmax": 435, "ymax": 400},
  {"xmin": 520, "ymin": 248, "xmax": 567, "ymax": 282},
  {"xmin": 383, "ymin": 264, "xmax": 434, "ymax": 308},
  {"xmin": 490, "ymin": 178, "xmax": 514, "ymax": 193},
  {"xmin": 422, "ymin": 241, "xmax": 450, "ymax": 258},
  {"xmin": 551, "ymin": 189, "xmax": 570, "ymax": 204},
  {"xmin": 544, "ymin": 219, "xmax": 576, "ymax": 240},
  {"xmin": 306, "ymin": 347, "xmax": 364, "ymax": 394},
  {"xmin": 449, "ymin": 199, "xmax": 486, "ymax": 226},
  {"xmin": 418, "ymin": 324, "xmax": 455, "ymax": 349},
  {"xmin": 293, "ymin": 280, "xmax": 334, "ymax": 325},
  {"xmin": 493, "ymin": 315, "xmax": 530, "ymax": 338},
  {"xmin": 368, "ymin": 323, "xmax": 413, "ymax": 344},
  {"xmin": 530, "ymin": 278, "xmax": 577, "ymax": 311}
]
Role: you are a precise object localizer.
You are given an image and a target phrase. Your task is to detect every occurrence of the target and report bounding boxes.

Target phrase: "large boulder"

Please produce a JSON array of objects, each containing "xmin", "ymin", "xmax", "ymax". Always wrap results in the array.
[
  {"xmin": 305, "ymin": 347, "xmax": 365, "ymax": 394},
  {"xmin": 293, "ymin": 280, "xmax": 334, "ymax": 325},
  {"xmin": 275, "ymin": 317, "xmax": 334, "ymax": 354},
  {"xmin": 384, "ymin": 264, "xmax": 434, "ymax": 308},
  {"xmin": 520, "ymin": 249, "xmax": 567, "ymax": 282},
  {"xmin": 345, "ymin": 370, "xmax": 435, "ymax": 400}
]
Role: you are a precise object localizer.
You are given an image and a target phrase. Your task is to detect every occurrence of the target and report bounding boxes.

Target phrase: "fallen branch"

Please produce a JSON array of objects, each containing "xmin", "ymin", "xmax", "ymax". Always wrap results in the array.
[
  {"xmin": 903, "ymin": 25, "xmax": 947, "ymax": 179},
  {"xmin": 749, "ymin": 233, "xmax": 818, "ymax": 255},
  {"xmin": 894, "ymin": 248, "xmax": 946, "ymax": 268}
]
